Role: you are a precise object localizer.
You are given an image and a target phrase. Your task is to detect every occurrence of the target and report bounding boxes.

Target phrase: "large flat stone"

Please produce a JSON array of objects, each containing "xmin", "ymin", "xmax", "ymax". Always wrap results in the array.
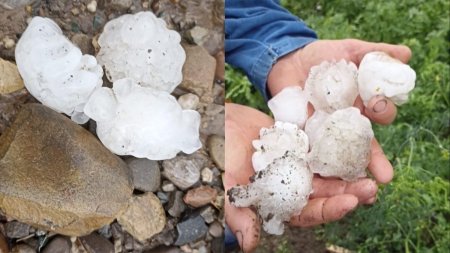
[{"xmin": 0, "ymin": 104, "xmax": 133, "ymax": 236}]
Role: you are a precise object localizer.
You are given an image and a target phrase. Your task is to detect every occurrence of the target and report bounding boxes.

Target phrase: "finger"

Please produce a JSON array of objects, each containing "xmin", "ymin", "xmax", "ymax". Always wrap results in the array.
[
  {"xmin": 368, "ymin": 138, "xmax": 394, "ymax": 184},
  {"xmin": 225, "ymin": 176, "xmax": 260, "ymax": 253},
  {"xmin": 311, "ymin": 177, "xmax": 378, "ymax": 204},
  {"xmin": 364, "ymin": 95, "xmax": 397, "ymax": 125},
  {"xmin": 346, "ymin": 39, "xmax": 412, "ymax": 65},
  {"xmin": 290, "ymin": 194, "xmax": 358, "ymax": 227}
]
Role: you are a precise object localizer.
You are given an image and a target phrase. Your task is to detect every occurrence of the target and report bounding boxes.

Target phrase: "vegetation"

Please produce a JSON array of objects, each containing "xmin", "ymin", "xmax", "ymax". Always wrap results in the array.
[{"xmin": 225, "ymin": 0, "xmax": 450, "ymax": 252}]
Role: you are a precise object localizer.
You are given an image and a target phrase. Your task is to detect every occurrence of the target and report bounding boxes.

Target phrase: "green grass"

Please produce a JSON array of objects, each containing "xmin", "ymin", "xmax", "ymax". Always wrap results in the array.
[{"xmin": 226, "ymin": 0, "xmax": 450, "ymax": 252}]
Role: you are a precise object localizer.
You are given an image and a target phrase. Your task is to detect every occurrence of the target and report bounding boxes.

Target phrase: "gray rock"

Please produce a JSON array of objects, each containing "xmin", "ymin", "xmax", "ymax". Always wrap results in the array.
[
  {"xmin": 161, "ymin": 181, "xmax": 176, "ymax": 192},
  {"xmin": 211, "ymin": 237, "xmax": 224, "ymax": 253},
  {"xmin": 207, "ymin": 135, "xmax": 224, "ymax": 171},
  {"xmin": 0, "ymin": 104, "xmax": 133, "ymax": 236},
  {"xmin": 80, "ymin": 233, "xmax": 114, "ymax": 253},
  {"xmin": 41, "ymin": 236, "xmax": 71, "ymax": 253},
  {"xmin": 107, "ymin": 0, "xmax": 132, "ymax": 11},
  {"xmin": 156, "ymin": 191, "xmax": 169, "ymax": 204},
  {"xmin": 201, "ymin": 105, "xmax": 224, "ymax": 137},
  {"xmin": 98, "ymin": 224, "xmax": 112, "ymax": 239},
  {"xmin": 199, "ymin": 206, "xmax": 216, "ymax": 224},
  {"xmin": 174, "ymin": 216, "xmax": 208, "ymax": 245},
  {"xmin": 208, "ymin": 222, "xmax": 223, "ymax": 238},
  {"xmin": 167, "ymin": 191, "xmax": 186, "ymax": 218},
  {"xmin": 5, "ymin": 221, "xmax": 30, "ymax": 238},
  {"xmin": 126, "ymin": 158, "xmax": 161, "ymax": 192},
  {"xmin": 0, "ymin": 0, "xmax": 36, "ymax": 10},
  {"xmin": 162, "ymin": 153, "xmax": 208, "ymax": 190}
]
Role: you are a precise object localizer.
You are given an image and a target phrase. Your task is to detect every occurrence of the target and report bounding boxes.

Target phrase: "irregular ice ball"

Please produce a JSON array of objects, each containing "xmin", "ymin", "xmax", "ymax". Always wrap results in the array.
[
  {"xmin": 228, "ymin": 153, "xmax": 313, "ymax": 235},
  {"xmin": 304, "ymin": 110, "xmax": 330, "ymax": 149},
  {"xmin": 15, "ymin": 17, "xmax": 103, "ymax": 124},
  {"xmin": 252, "ymin": 122, "xmax": 309, "ymax": 172},
  {"xmin": 358, "ymin": 51, "xmax": 416, "ymax": 105},
  {"xmin": 268, "ymin": 86, "xmax": 309, "ymax": 128},
  {"xmin": 307, "ymin": 107, "xmax": 373, "ymax": 181},
  {"xmin": 305, "ymin": 60, "xmax": 358, "ymax": 113},
  {"xmin": 97, "ymin": 12, "xmax": 185, "ymax": 93},
  {"xmin": 84, "ymin": 78, "xmax": 201, "ymax": 160}
]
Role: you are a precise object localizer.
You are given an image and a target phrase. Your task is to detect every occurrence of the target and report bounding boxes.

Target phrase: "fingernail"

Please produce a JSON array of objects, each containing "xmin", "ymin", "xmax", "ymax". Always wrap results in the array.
[{"xmin": 373, "ymin": 99, "xmax": 387, "ymax": 113}]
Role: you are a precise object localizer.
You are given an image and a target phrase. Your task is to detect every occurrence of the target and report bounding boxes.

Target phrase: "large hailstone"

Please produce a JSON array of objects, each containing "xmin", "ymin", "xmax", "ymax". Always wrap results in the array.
[
  {"xmin": 84, "ymin": 78, "xmax": 201, "ymax": 160},
  {"xmin": 304, "ymin": 110, "xmax": 330, "ymax": 149},
  {"xmin": 252, "ymin": 122, "xmax": 309, "ymax": 172},
  {"xmin": 15, "ymin": 17, "xmax": 103, "ymax": 124},
  {"xmin": 228, "ymin": 153, "xmax": 313, "ymax": 235},
  {"xmin": 307, "ymin": 107, "xmax": 373, "ymax": 181},
  {"xmin": 358, "ymin": 51, "xmax": 416, "ymax": 105},
  {"xmin": 97, "ymin": 12, "xmax": 185, "ymax": 93},
  {"xmin": 268, "ymin": 86, "xmax": 309, "ymax": 128},
  {"xmin": 305, "ymin": 60, "xmax": 358, "ymax": 113}
]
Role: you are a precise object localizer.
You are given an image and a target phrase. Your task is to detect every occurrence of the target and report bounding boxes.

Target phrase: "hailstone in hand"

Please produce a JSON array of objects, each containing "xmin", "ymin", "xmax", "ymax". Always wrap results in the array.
[
  {"xmin": 252, "ymin": 121, "xmax": 309, "ymax": 172},
  {"xmin": 304, "ymin": 110, "xmax": 330, "ymax": 148},
  {"xmin": 84, "ymin": 78, "xmax": 201, "ymax": 160},
  {"xmin": 305, "ymin": 59, "xmax": 358, "ymax": 113},
  {"xmin": 15, "ymin": 17, "xmax": 103, "ymax": 124},
  {"xmin": 268, "ymin": 86, "xmax": 309, "ymax": 128},
  {"xmin": 228, "ymin": 153, "xmax": 313, "ymax": 235},
  {"xmin": 97, "ymin": 12, "xmax": 185, "ymax": 93},
  {"xmin": 358, "ymin": 51, "xmax": 416, "ymax": 105},
  {"xmin": 307, "ymin": 107, "xmax": 373, "ymax": 181}
]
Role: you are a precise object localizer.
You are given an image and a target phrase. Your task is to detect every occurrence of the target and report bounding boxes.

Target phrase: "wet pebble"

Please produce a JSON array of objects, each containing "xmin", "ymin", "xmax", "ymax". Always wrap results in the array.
[
  {"xmin": 168, "ymin": 191, "xmax": 186, "ymax": 218},
  {"xmin": 199, "ymin": 206, "xmax": 216, "ymax": 224},
  {"xmin": 162, "ymin": 153, "xmax": 208, "ymax": 190},
  {"xmin": 184, "ymin": 185, "xmax": 218, "ymax": 208},
  {"xmin": 178, "ymin": 93, "xmax": 200, "ymax": 110},
  {"xmin": 126, "ymin": 158, "xmax": 161, "ymax": 192},
  {"xmin": 174, "ymin": 216, "xmax": 208, "ymax": 246},
  {"xmin": 208, "ymin": 222, "xmax": 223, "ymax": 238}
]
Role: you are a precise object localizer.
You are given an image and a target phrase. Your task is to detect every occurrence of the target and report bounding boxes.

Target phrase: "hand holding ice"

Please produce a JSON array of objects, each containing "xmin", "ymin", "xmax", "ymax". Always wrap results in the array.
[{"xmin": 268, "ymin": 86, "xmax": 309, "ymax": 128}]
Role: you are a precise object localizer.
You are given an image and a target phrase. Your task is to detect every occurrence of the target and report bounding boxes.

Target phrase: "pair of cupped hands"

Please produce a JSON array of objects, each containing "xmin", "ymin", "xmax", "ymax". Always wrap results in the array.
[{"xmin": 225, "ymin": 39, "xmax": 412, "ymax": 252}]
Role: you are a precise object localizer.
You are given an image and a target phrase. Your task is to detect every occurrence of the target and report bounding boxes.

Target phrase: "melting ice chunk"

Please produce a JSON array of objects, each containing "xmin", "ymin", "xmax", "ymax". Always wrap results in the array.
[
  {"xmin": 15, "ymin": 17, "xmax": 103, "ymax": 124},
  {"xmin": 307, "ymin": 107, "xmax": 373, "ymax": 181},
  {"xmin": 358, "ymin": 51, "xmax": 416, "ymax": 105},
  {"xmin": 305, "ymin": 59, "xmax": 358, "ymax": 113},
  {"xmin": 304, "ymin": 110, "xmax": 330, "ymax": 149},
  {"xmin": 268, "ymin": 86, "xmax": 309, "ymax": 128},
  {"xmin": 97, "ymin": 12, "xmax": 185, "ymax": 93},
  {"xmin": 228, "ymin": 153, "xmax": 312, "ymax": 235},
  {"xmin": 84, "ymin": 78, "xmax": 201, "ymax": 160}
]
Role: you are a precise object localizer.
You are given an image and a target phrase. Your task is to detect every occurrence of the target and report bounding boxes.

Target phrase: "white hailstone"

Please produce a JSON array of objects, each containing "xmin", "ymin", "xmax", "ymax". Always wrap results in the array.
[
  {"xmin": 228, "ymin": 153, "xmax": 313, "ymax": 235},
  {"xmin": 252, "ymin": 121, "xmax": 309, "ymax": 172},
  {"xmin": 358, "ymin": 51, "xmax": 416, "ymax": 106},
  {"xmin": 268, "ymin": 86, "xmax": 309, "ymax": 128},
  {"xmin": 305, "ymin": 59, "xmax": 358, "ymax": 113},
  {"xmin": 97, "ymin": 12, "xmax": 185, "ymax": 93},
  {"xmin": 15, "ymin": 17, "xmax": 103, "ymax": 124},
  {"xmin": 307, "ymin": 107, "xmax": 373, "ymax": 181},
  {"xmin": 84, "ymin": 78, "xmax": 201, "ymax": 160},
  {"xmin": 304, "ymin": 110, "xmax": 330, "ymax": 149}
]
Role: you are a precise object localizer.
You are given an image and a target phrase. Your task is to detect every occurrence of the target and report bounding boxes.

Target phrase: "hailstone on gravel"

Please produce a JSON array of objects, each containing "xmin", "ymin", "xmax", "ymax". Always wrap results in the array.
[
  {"xmin": 358, "ymin": 51, "xmax": 416, "ymax": 105},
  {"xmin": 305, "ymin": 59, "xmax": 358, "ymax": 113},
  {"xmin": 252, "ymin": 121, "xmax": 309, "ymax": 172},
  {"xmin": 307, "ymin": 107, "xmax": 373, "ymax": 181},
  {"xmin": 15, "ymin": 17, "xmax": 103, "ymax": 124},
  {"xmin": 268, "ymin": 86, "xmax": 309, "ymax": 128},
  {"xmin": 228, "ymin": 153, "xmax": 313, "ymax": 235},
  {"xmin": 97, "ymin": 12, "xmax": 185, "ymax": 93},
  {"xmin": 84, "ymin": 78, "xmax": 201, "ymax": 160}
]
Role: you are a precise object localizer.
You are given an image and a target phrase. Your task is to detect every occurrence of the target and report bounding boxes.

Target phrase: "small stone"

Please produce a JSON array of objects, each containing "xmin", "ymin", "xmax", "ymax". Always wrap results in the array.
[
  {"xmin": 42, "ymin": 236, "xmax": 71, "ymax": 253},
  {"xmin": 201, "ymin": 167, "xmax": 213, "ymax": 183},
  {"xmin": 214, "ymin": 51, "xmax": 225, "ymax": 82},
  {"xmin": 178, "ymin": 93, "xmax": 200, "ymax": 110},
  {"xmin": 0, "ymin": 58, "xmax": 24, "ymax": 94},
  {"xmin": 162, "ymin": 153, "xmax": 208, "ymax": 190},
  {"xmin": 189, "ymin": 26, "xmax": 209, "ymax": 46},
  {"xmin": 71, "ymin": 8, "xmax": 80, "ymax": 16},
  {"xmin": 71, "ymin": 34, "xmax": 94, "ymax": 55},
  {"xmin": 200, "ymin": 105, "xmax": 224, "ymax": 137},
  {"xmin": 117, "ymin": 193, "xmax": 166, "ymax": 242},
  {"xmin": 80, "ymin": 233, "xmax": 114, "ymax": 253},
  {"xmin": 199, "ymin": 206, "xmax": 216, "ymax": 224},
  {"xmin": 212, "ymin": 83, "xmax": 224, "ymax": 105},
  {"xmin": 210, "ymin": 237, "xmax": 224, "ymax": 253},
  {"xmin": 5, "ymin": 221, "xmax": 30, "ymax": 238},
  {"xmin": 208, "ymin": 222, "xmax": 223, "ymax": 238},
  {"xmin": 207, "ymin": 135, "xmax": 224, "ymax": 171},
  {"xmin": 0, "ymin": 232, "xmax": 8, "ymax": 253},
  {"xmin": 2, "ymin": 37, "xmax": 15, "ymax": 49},
  {"xmin": 142, "ymin": 1, "xmax": 149, "ymax": 9},
  {"xmin": 98, "ymin": 225, "xmax": 112, "ymax": 239},
  {"xmin": 174, "ymin": 216, "xmax": 208, "ymax": 245},
  {"xmin": 167, "ymin": 191, "xmax": 186, "ymax": 218},
  {"xmin": 162, "ymin": 181, "xmax": 176, "ymax": 192},
  {"xmin": 126, "ymin": 158, "xmax": 161, "ymax": 192},
  {"xmin": 180, "ymin": 245, "xmax": 192, "ymax": 253},
  {"xmin": 183, "ymin": 185, "xmax": 217, "ymax": 208},
  {"xmin": 87, "ymin": 0, "xmax": 97, "ymax": 13},
  {"xmin": 11, "ymin": 244, "xmax": 35, "ymax": 253},
  {"xmin": 108, "ymin": 0, "xmax": 132, "ymax": 11},
  {"xmin": 156, "ymin": 191, "xmax": 169, "ymax": 204}
]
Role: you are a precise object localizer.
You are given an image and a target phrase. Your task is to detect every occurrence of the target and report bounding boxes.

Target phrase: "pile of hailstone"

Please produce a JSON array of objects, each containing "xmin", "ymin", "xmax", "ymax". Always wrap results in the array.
[
  {"xmin": 228, "ymin": 54, "xmax": 416, "ymax": 235},
  {"xmin": 15, "ymin": 12, "xmax": 201, "ymax": 160}
]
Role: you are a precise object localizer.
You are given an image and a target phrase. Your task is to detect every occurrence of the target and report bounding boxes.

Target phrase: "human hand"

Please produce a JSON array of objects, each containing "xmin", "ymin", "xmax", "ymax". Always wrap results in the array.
[
  {"xmin": 267, "ymin": 39, "xmax": 412, "ymax": 125},
  {"xmin": 225, "ymin": 103, "xmax": 379, "ymax": 252}
]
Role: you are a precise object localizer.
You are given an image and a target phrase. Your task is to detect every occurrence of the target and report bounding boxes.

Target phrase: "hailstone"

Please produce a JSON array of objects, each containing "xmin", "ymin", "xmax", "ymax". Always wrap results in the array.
[
  {"xmin": 304, "ymin": 110, "xmax": 330, "ymax": 149},
  {"xmin": 305, "ymin": 59, "xmax": 358, "ymax": 113},
  {"xmin": 307, "ymin": 107, "xmax": 373, "ymax": 181},
  {"xmin": 15, "ymin": 17, "xmax": 103, "ymax": 124},
  {"xmin": 268, "ymin": 86, "xmax": 309, "ymax": 128},
  {"xmin": 97, "ymin": 12, "xmax": 185, "ymax": 93},
  {"xmin": 358, "ymin": 51, "xmax": 416, "ymax": 105},
  {"xmin": 252, "ymin": 122, "xmax": 309, "ymax": 172},
  {"xmin": 84, "ymin": 78, "xmax": 201, "ymax": 160},
  {"xmin": 228, "ymin": 153, "xmax": 313, "ymax": 235}
]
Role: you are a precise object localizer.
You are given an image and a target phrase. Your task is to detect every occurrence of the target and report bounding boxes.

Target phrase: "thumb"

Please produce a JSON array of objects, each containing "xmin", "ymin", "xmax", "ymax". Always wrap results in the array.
[
  {"xmin": 346, "ymin": 39, "xmax": 412, "ymax": 65},
  {"xmin": 364, "ymin": 95, "xmax": 397, "ymax": 125}
]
